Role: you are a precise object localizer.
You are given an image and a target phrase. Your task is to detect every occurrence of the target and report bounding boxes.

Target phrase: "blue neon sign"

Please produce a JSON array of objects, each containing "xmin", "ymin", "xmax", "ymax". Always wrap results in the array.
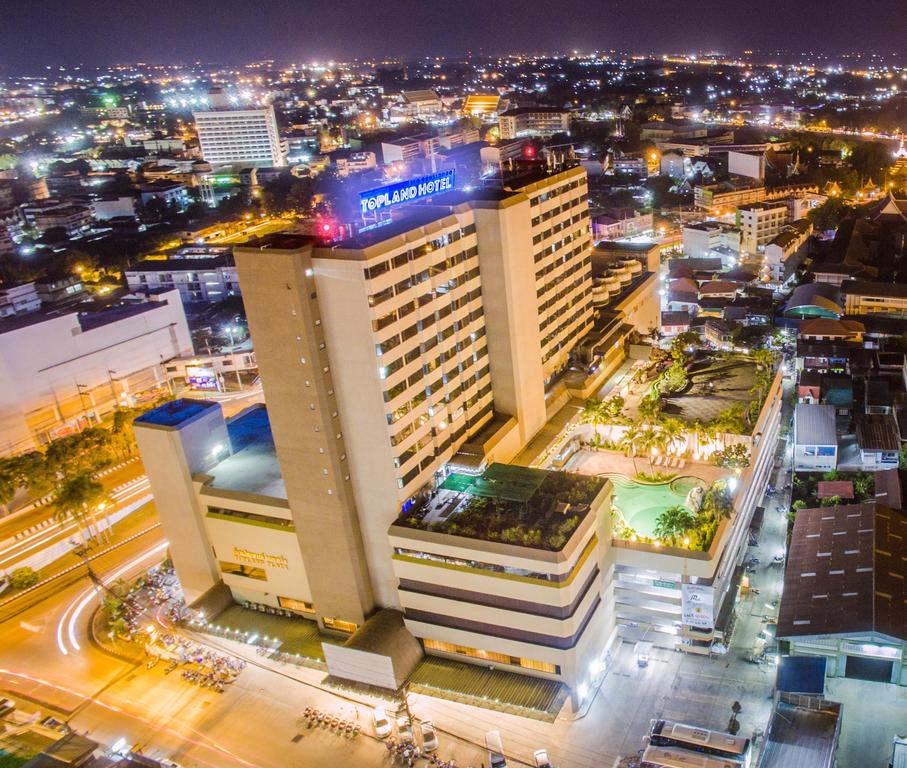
[{"xmin": 359, "ymin": 170, "xmax": 455, "ymax": 215}]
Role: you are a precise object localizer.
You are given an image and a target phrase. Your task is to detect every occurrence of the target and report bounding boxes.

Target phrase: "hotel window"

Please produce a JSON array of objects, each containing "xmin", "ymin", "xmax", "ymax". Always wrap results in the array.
[
  {"xmin": 422, "ymin": 639, "xmax": 559, "ymax": 675},
  {"xmin": 322, "ymin": 617, "xmax": 358, "ymax": 633},
  {"xmin": 219, "ymin": 561, "xmax": 267, "ymax": 581},
  {"xmin": 278, "ymin": 596, "xmax": 314, "ymax": 614}
]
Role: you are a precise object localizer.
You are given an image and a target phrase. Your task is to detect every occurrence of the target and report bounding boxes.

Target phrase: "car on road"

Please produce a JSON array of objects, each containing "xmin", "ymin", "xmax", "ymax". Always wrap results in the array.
[
  {"xmin": 0, "ymin": 698, "xmax": 14, "ymax": 717},
  {"xmin": 373, "ymin": 707, "xmax": 392, "ymax": 739},
  {"xmin": 420, "ymin": 720, "xmax": 439, "ymax": 752},
  {"xmin": 534, "ymin": 748, "xmax": 553, "ymax": 768}
]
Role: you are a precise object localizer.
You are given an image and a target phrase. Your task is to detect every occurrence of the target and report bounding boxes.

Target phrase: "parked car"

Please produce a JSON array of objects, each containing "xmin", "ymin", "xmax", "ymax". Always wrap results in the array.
[
  {"xmin": 486, "ymin": 730, "xmax": 507, "ymax": 768},
  {"xmin": 373, "ymin": 707, "xmax": 392, "ymax": 739},
  {"xmin": 420, "ymin": 720, "xmax": 439, "ymax": 752},
  {"xmin": 0, "ymin": 698, "xmax": 14, "ymax": 717}
]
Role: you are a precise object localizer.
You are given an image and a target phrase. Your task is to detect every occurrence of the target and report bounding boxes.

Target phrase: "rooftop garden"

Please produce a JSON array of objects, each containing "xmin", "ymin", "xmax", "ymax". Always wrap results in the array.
[
  {"xmin": 577, "ymin": 334, "xmax": 777, "ymax": 465},
  {"xmin": 396, "ymin": 463, "xmax": 606, "ymax": 551}
]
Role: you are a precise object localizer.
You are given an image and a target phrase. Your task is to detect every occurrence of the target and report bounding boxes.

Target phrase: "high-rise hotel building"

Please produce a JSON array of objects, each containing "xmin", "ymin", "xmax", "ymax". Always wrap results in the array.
[
  {"xmin": 135, "ymin": 165, "xmax": 604, "ymax": 693},
  {"xmin": 193, "ymin": 89, "xmax": 285, "ymax": 167}
]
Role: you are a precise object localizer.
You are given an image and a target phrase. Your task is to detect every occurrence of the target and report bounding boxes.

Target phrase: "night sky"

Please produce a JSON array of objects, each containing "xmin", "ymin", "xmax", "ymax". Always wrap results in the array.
[{"xmin": 2, "ymin": 0, "xmax": 907, "ymax": 69}]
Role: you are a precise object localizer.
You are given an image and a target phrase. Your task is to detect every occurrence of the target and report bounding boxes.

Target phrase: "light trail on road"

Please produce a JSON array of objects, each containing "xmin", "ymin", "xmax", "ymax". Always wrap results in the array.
[
  {"xmin": 57, "ymin": 540, "xmax": 169, "ymax": 656},
  {"xmin": 0, "ymin": 668, "xmax": 260, "ymax": 768}
]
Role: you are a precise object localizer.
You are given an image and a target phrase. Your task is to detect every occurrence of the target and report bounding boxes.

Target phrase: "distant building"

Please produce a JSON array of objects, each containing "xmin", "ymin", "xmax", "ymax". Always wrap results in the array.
[
  {"xmin": 695, "ymin": 182, "xmax": 766, "ymax": 215},
  {"xmin": 0, "ymin": 290, "xmax": 191, "ymax": 455},
  {"xmin": 332, "ymin": 150, "xmax": 377, "ymax": 177},
  {"xmin": 26, "ymin": 200, "xmax": 92, "ymax": 236},
  {"xmin": 737, "ymin": 201, "xmax": 789, "ymax": 254},
  {"xmin": 499, "ymin": 107, "xmax": 571, "ymax": 139},
  {"xmin": 125, "ymin": 255, "xmax": 239, "ymax": 303},
  {"xmin": 393, "ymin": 89, "xmax": 443, "ymax": 119},
  {"xmin": 793, "ymin": 403, "xmax": 838, "ymax": 471},
  {"xmin": 682, "ymin": 221, "xmax": 741, "ymax": 263},
  {"xmin": 640, "ymin": 121, "xmax": 707, "ymax": 143},
  {"xmin": 462, "ymin": 94, "xmax": 501, "ymax": 117},
  {"xmin": 193, "ymin": 102, "xmax": 285, "ymax": 167},
  {"xmin": 762, "ymin": 219, "xmax": 812, "ymax": 284},
  {"xmin": 591, "ymin": 209, "xmax": 653, "ymax": 240}
]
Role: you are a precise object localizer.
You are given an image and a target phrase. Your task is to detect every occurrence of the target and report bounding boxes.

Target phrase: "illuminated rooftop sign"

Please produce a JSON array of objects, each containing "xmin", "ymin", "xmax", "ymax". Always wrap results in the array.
[{"xmin": 359, "ymin": 170, "xmax": 455, "ymax": 215}]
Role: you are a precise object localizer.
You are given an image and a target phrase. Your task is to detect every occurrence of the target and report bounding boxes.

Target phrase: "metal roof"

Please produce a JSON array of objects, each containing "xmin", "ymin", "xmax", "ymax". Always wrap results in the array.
[
  {"xmin": 777, "ymin": 503, "xmax": 907, "ymax": 643},
  {"xmin": 794, "ymin": 403, "xmax": 837, "ymax": 447}
]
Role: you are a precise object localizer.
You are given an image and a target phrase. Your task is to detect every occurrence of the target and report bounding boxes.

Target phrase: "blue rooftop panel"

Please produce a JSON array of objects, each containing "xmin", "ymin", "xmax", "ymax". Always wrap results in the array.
[
  {"xmin": 777, "ymin": 656, "xmax": 827, "ymax": 695},
  {"xmin": 226, "ymin": 404, "xmax": 273, "ymax": 453},
  {"xmin": 135, "ymin": 398, "xmax": 217, "ymax": 428}
]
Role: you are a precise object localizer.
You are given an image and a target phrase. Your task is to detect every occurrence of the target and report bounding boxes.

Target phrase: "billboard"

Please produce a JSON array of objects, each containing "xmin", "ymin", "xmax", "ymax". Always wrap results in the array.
[
  {"xmin": 681, "ymin": 583, "xmax": 715, "ymax": 629},
  {"xmin": 359, "ymin": 170, "xmax": 455, "ymax": 215},
  {"xmin": 187, "ymin": 365, "xmax": 218, "ymax": 390}
]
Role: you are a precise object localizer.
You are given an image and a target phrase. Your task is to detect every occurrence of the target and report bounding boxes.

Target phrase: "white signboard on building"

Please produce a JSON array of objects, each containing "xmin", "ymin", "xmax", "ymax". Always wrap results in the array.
[{"xmin": 681, "ymin": 583, "xmax": 715, "ymax": 629}]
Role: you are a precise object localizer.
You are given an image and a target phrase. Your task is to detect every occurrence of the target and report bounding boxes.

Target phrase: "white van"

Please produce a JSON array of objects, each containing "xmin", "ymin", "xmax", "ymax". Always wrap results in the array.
[{"xmin": 486, "ymin": 730, "xmax": 507, "ymax": 768}]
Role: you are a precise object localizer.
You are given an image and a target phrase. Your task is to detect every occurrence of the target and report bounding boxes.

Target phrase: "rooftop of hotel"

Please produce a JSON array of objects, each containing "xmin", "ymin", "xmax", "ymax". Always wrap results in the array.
[
  {"xmin": 394, "ymin": 463, "xmax": 606, "ymax": 550},
  {"xmin": 135, "ymin": 398, "xmax": 219, "ymax": 428},
  {"xmin": 203, "ymin": 406, "xmax": 286, "ymax": 501}
]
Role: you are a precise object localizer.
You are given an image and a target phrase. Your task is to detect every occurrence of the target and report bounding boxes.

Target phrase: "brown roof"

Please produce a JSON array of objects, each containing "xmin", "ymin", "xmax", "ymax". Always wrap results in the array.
[
  {"xmin": 799, "ymin": 318, "xmax": 865, "ymax": 337},
  {"xmin": 816, "ymin": 481, "xmax": 854, "ymax": 499},
  {"xmin": 698, "ymin": 280, "xmax": 740, "ymax": 295},
  {"xmin": 856, "ymin": 414, "xmax": 900, "ymax": 451},
  {"xmin": 875, "ymin": 469, "xmax": 905, "ymax": 510},
  {"xmin": 777, "ymin": 503, "xmax": 907, "ymax": 642}
]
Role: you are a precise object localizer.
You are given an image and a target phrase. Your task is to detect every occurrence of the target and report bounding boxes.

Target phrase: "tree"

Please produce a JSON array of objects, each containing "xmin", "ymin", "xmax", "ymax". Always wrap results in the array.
[
  {"xmin": 712, "ymin": 444, "xmax": 751, "ymax": 469},
  {"xmin": 671, "ymin": 331, "xmax": 700, "ymax": 360},
  {"xmin": 638, "ymin": 393, "xmax": 664, "ymax": 423},
  {"xmin": 660, "ymin": 361, "xmax": 689, "ymax": 394},
  {"xmin": 9, "ymin": 567, "xmax": 39, "ymax": 589},
  {"xmin": 53, "ymin": 474, "xmax": 106, "ymax": 544},
  {"xmin": 807, "ymin": 197, "xmax": 848, "ymax": 232},
  {"xmin": 660, "ymin": 417, "xmax": 687, "ymax": 455},
  {"xmin": 654, "ymin": 505, "xmax": 696, "ymax": 543}
]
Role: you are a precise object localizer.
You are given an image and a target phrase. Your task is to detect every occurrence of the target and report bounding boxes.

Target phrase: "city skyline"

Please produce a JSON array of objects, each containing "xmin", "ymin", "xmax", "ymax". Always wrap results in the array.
[{"xmin": 2, "ymin": 0, "xmax": 907, "ymax": 70}]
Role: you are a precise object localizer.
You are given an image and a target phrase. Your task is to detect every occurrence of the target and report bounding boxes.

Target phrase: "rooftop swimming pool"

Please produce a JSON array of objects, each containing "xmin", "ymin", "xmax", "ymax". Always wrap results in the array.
[{"xmin": 605, "ymin": 475, "xmax": 706, "ymax": 539}]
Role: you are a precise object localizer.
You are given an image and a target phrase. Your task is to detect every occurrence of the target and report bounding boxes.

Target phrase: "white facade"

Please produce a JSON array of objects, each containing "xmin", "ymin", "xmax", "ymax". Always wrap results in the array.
[
  {"xmin": 193, "ymin": 106, "xmax": 285, "ymax": 167},
  {"xmin": 499, "ymin": 109, "xmax": 571, "ymax": 140},
  {"xmin": 682, "ymin": 221, "xmax": 741, "ymax": 261},
  {"xmin": 0, "ymin": 290, "xmax": 191, "ymax": 455},
  {"xmin": 738, "ymin": 202, "xmax": 789, "ymax": 254},
  {"xmin": 125, "ymin": 259, "xmax": 240, "ymax": 303}
]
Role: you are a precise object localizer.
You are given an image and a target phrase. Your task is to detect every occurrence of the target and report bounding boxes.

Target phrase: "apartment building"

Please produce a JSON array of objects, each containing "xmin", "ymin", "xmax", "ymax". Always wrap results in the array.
[
  {"xmin": 125, "ymin": 255, "xmax": 239, "ymax": 303},
  {"xmin": 762, "ymin": 219, "xmax": 812, "ymax": 284},
  {"xmin": 737, "ymin": 201, "xmax": 789, "ymax": 254},
  {"xmin": 694, "ymin": 183, "xmax": 766, "ymax": 215},
  {"xmin": 682, "ymin": 221, "xmax": 742, "ymax": 262},
  {"xmin": 499, "ymin": 107, "xmax": 571, "ymax": 140},
  {"xmin": 193, "ymin": 105, "xmax": 285, "ymax": 167}
]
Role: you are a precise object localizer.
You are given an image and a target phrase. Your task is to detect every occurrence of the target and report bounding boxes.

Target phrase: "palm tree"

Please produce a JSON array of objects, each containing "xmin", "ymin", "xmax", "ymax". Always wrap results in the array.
[
  {"xmin": 640, "ymin": 427, "xmax": 665, "ymax": 467},
  {"xmin": 653, "ymin": 505, "xmax": 696, "ymax": 544},
  {"xmin": 54, "ymin": 474, "xmax": 106, "ymax": 546},
  {"xmin": 582, "ymin": 397, "xmax": 608, "ymax": 442},
  {"xmin": 620, "ymin": 426, "xmax": 643, "ymax": 474},
  {"xmin": 660, "ymin": 417, "xmax": 687, "ymax": 456}
]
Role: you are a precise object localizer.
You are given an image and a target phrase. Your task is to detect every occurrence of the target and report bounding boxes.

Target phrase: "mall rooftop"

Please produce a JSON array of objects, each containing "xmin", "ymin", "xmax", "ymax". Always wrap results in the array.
[{"xmin": 395, "ymin": 463, "xmax": 607, "ymax": 551}]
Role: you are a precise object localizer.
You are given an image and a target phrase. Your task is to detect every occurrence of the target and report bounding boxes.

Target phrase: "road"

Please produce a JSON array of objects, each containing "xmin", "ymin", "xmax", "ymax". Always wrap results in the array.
[{"xmin": 0, "ymin": 383, "xmax": 263, "ymax": 579}]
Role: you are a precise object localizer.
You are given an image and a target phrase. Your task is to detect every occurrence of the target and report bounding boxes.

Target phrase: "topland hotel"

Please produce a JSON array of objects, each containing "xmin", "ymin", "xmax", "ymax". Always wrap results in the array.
[{"xmin": 135, "ymin": 164, "xmax": 681, "ymax": 698}]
